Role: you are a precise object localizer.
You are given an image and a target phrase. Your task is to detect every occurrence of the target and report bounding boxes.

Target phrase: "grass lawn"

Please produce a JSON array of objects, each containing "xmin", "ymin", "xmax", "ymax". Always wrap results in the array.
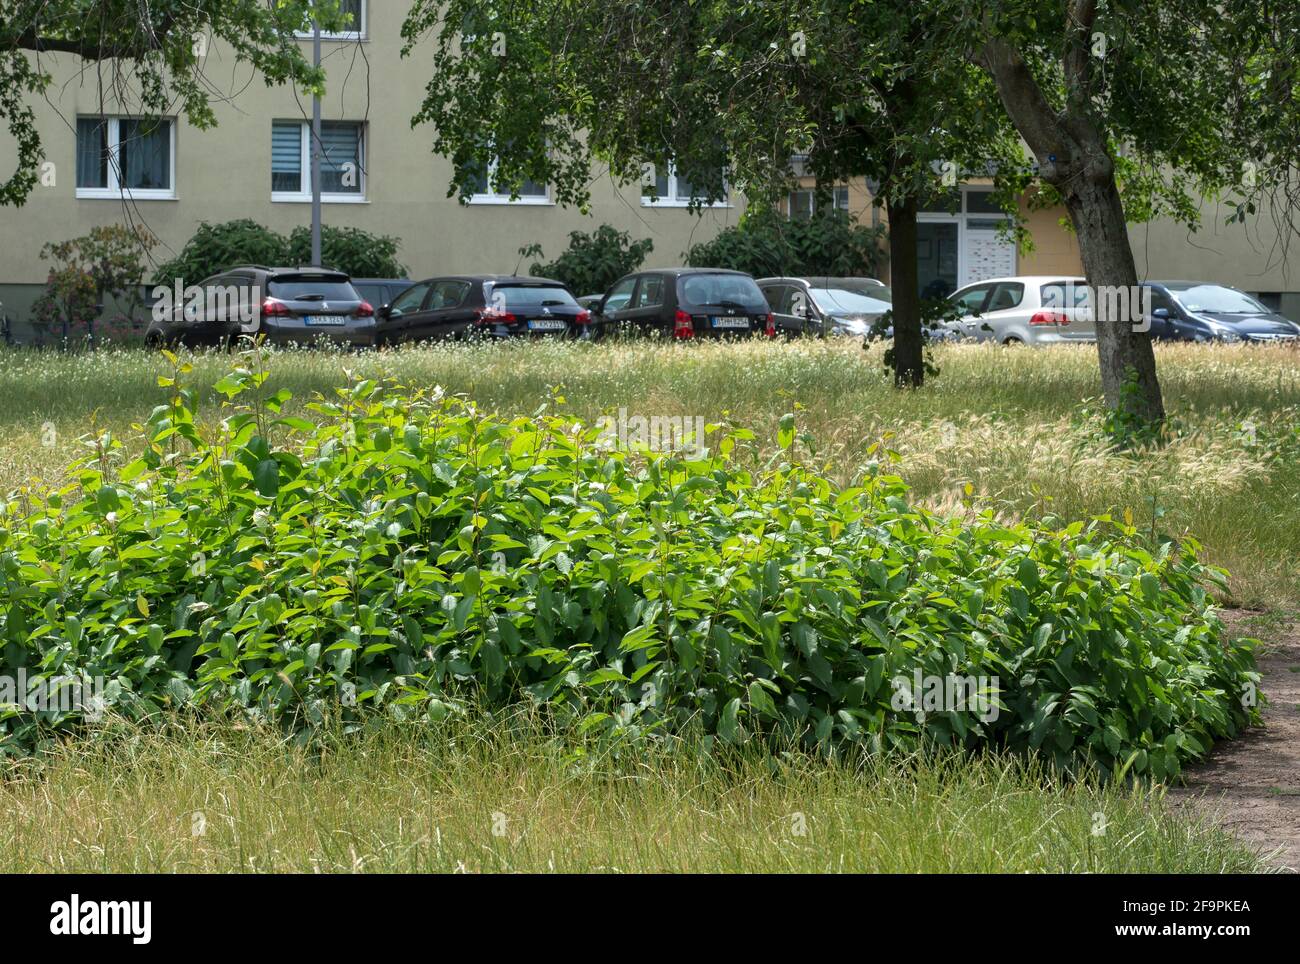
[{"xmin": 0, "ymin": 338, "xmax": 1295, "ymax": 872}]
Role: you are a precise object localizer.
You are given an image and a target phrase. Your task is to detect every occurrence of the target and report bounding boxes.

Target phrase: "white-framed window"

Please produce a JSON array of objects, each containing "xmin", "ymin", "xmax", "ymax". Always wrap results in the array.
[
  {"xmin": 271, "ymin": 120, "xmax": 366, "ymax": 203},
  {"xmin": 295, "ymin": 0, "xmax": 366, "ymax": 40},
  {"xmin": 642, "ymin": 164, "xmax": 730, "ymax": 207},
  {"xmin": 75, "ymin": 116, "xmax": 175, "ymax": 200},
  {"xmin": 788, "ymin": 185, "xmax": 850, "ymax": 219},
  {"xmin": 467, "ymin": 158, "xmax": 551, "ymax": 205}
]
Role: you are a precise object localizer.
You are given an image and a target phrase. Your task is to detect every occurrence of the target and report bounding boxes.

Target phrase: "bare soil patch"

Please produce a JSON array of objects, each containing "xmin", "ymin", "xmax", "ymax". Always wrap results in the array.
[{"xmin": 1168, "ymin": 614, "xmax": 1300, "ymax": 871}]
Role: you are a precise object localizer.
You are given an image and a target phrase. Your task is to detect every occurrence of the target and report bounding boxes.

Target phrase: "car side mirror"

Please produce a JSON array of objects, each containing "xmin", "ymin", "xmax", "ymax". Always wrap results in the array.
[
  {"xmin": 378, "ymin": 304, "xmax": 392, "ymax": 320},
  {"xmin": 1151, "ymin": 308, "xmax": 1171, "ymax": 319}
]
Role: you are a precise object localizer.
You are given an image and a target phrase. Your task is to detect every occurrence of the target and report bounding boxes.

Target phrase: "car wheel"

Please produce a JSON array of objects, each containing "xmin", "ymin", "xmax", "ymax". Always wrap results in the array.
[{"xmin": 1003, "ymin": 336, "xmax": 1024, "ymax": 345}]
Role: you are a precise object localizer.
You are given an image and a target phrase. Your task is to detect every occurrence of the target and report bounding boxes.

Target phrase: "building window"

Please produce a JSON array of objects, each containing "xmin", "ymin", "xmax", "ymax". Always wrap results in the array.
[
  {"xmin": 468, "ymin": 158, "xmax": 550, "ymax": 205},
  {"xmin": 296, "ymin": 0, "xmax": 365, "ymax": 40},
  {"xmin": 642, "ymin": 164, "xmax": 729, "ymax": 207},
  {"xmin": 271, "ymin": 120, "xmax": 366, "ymax": 202},
  {"xmin": 788, "ymin": 186, "xmax": 850, "ymax": 220},
  {"xmin": 75, "ymin": 117, "xmax": 175, "ymax": 199}
]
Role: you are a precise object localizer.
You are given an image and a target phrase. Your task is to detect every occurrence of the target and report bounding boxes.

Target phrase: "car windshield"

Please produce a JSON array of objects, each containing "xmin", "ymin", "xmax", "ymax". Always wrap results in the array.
[
  {"xmin": 488, "ymin": 285, "xmax": 577, "ymax": 308},
  {"xmin": 268, "ymin": 278, "xmax": 358, "ymax": 301},
  {"xmin": 680, "ymin": 273, "xmax": 767, "ymax": 310},
  {"xmin": 1170, "ymin": 285, "xmax": 1267, "ymax": 314},
  {"xmin": 809, "ymin": 287, "xmax": 893, "ymax": 314}
]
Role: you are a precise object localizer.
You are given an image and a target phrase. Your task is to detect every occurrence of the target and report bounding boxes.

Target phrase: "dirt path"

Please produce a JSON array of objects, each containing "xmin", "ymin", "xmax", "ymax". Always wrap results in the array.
[{"xmin": 1167, "ymin": 616, "xmax": 1300, "ymax": 872}]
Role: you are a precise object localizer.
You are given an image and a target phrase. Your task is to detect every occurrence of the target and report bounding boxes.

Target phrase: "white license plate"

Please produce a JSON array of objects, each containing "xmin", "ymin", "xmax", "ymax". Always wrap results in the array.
[
  {"xmin": 528, "ymin": 319, "xmax": 567, "ymax": 331},
  {"xmin": 303, "ymin": 315, "xmax": 346, "ymax": 326},
  {"xmin": 711, "ymin": 317, "xmax": 750, "ymax": 329}
]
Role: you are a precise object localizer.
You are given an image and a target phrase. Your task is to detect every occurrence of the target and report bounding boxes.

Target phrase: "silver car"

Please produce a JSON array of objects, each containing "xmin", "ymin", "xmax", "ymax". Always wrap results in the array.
[
  {"xmin": 945, "ymin": 276, "xmax": 1095, "ymax": 345},
  {"xmin": 758, "ymin": 276, "xmax": 892, "ymax": 337}
]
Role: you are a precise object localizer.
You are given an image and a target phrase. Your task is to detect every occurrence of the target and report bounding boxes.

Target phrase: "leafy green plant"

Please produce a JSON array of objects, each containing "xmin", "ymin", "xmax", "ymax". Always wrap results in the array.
[
  {"xmin": 32, "ymin": 225, "xmax": 157, "ymax": 345},
  {"xmin": 152, "ymin": 221, "xmax": 407, "ymax": 285},
  {"xmin": 0, "ymin": 358, "xmax": 1261, "ymax": 777},
  {"xmin": 284, "ymin": 225, "xmax": 407, "ymax": 279},
  {"xmin": 521, "ymin": 225, "xmax": 654, "ymax": 295},
  {"xmin": 684, "ymin": 207, "xmax": 886, "ymax": 278},
  {"xmin": 152, "ymin": 220, "xmax": 288, "ymax": 286}
]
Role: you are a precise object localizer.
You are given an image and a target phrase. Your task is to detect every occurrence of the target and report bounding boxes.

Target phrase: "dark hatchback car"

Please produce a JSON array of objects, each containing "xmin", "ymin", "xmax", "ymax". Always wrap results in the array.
[
  {"xmin": 597, "ymin": 268, "xmax": 775, "ymax": 339},
  {"xmin": 145, "ymin": 266, "xmax": 375, "ymax": 348},
  {"xmin": 375, "ymin": 275, "xmax": 594, "ymax": 345},
  {"xmin": 1143, "ymin": 282, "xmax": 1300, "ymax": 343}
]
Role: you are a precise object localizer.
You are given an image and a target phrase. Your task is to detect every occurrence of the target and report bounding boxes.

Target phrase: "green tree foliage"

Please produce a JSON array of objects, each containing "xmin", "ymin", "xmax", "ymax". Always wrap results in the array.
[
  {"xmin": 523, "ymin": 225, "xmax": 654, "ymax": 295},
  {"xmin": 1, "ymin": 1, "xmax": 358, "ymax": 206},
  {"xmin": 401, "ymin": 0, "xmax": 1024, "ymax": 386},
  {"xmin": 153, "ymin": 221, "xmax": 406, "ymax": 283},
  {"xmin": 952, "ymin": 0, "xmax": 1300, "ymax": 426},
  {"xmin": 685, "ymin": 208, "xmax": 886, "ymax": 279}
]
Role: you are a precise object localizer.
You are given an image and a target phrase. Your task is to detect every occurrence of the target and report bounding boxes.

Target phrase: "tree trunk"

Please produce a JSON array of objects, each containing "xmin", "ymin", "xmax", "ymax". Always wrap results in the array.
[
  {"xmin": 975, "ymin": 32, "xmax": 1165, "ymax": 427},
  {"xmin": 886, "ymin": 194, "xmax": 925, "ymax": 388},
  {"xmin": 1060, "ymin": 161, "xmax": 1165, "ymax": 424}
]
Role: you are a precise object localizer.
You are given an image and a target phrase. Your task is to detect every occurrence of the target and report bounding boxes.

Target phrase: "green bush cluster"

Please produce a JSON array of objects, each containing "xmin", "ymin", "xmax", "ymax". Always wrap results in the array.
[
  {"xmin": 0, "ymin": 361, "xmax": 1260, "ymax": 774},
  {"xmin": 685, "ymin": 207, "xmax": 887, "ymax": 279},
  {"xmin": 151, "ymin": 220, "xmax": 407, "ymax": 285},
  {"xmin": 523, "ymin": 225, "xmax": 654, "ymax": 296}
]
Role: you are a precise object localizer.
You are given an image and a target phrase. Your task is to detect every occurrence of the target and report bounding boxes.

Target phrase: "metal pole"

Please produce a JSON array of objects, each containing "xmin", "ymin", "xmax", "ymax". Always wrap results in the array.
[{"xmin": 311, "ymin": 18, "xmax": 323, "ymax": 267}]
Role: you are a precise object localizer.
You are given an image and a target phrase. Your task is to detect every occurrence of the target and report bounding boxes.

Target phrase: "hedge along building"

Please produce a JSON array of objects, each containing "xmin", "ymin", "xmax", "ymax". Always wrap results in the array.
[
  {"xmin": 0, "ymin": 0, "xmax": 741, "ymax": 340},
  {"xmin": 784, "ymin": 166, "xmax": 1300, "ymax": 321}
]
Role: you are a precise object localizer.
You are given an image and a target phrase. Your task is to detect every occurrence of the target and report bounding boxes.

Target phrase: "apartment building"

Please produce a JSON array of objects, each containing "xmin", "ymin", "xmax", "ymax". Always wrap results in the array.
[{"xmin": 0, "ymin": 1, "xmax": 741, "ymax": 335}]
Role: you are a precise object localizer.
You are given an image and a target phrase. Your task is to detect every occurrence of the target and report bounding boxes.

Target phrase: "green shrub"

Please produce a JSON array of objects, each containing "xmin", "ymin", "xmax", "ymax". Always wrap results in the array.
[
  {"xmin": 522, "ymin": 225, "xmax": 654, "ymax": 295},
  {"xmin": 152, "ymin": 220, "xmax": 287, "ymax": 286},
  {"xmin": 152, "ymin": 221, "xmax": 407, "ymax": 285},
  {"xmin": 0, "ymin": 361, "xmax": 1261, "ymax": 775},
  {"xmin": 685, "ymin": 207, "xmax": 887, "ymax": 278},
  {"xmin": 284, "ymin": 225, "xmax": 407, "ymax": 279}
]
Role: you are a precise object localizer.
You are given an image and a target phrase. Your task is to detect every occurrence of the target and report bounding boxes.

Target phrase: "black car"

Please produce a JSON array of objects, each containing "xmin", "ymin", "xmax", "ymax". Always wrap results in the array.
[
  {"xmin": 145, "ymin": 266, "xmax": 375, "ymax": 348},
  {"xmin": 596, "ymin": 268, "xmax": 775, "ymax": 339},
  {"xmin": 1143, "ymin": 282, "xmax": 1300, "ymax": 343},
  {"xmin": 375, "ymin": 275, "xmax": 594, "ymax": 345},
  {"xmin": 757, "ymin": 276, "xmax": 892, "ymax": 337}
]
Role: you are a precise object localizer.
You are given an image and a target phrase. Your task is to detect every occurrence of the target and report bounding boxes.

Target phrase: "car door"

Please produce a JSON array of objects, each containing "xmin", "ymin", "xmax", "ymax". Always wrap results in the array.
[
  {"xmin": 599, "ymin": 275, "xmax": 640, "ymax": 333},
  {"xmin": 949, "ymin": 283, "xmax": 995, "ymax": 339},
  {"xmin": 1144, "ymin": 286, "xmax": 1179, "ymax": 340},
  {"xmin": 382, "ymin": 282, "xmax": 433, "ymax": 343},
  {"xmin": 761, "ymin": 283, "xmax": 801, "ymax": 335},
  {"xmin": 420, "ymin": 280, "xmax": 475, "ymax": 341},
  {"xmin": 619, "ymin": 274, "xmax": 669, "ymax": 332}
]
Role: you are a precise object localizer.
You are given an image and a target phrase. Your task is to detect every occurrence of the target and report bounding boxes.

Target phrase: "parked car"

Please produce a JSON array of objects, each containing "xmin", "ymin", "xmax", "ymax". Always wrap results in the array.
[
  {"xmin": 596, "ymin": 268, "xmax": 775, "ymax": 339},
  {"xmin": 757, "ymin": 276, "xmax": 892, "ymax": 337},
  {"xmin": 351, "ymin": 278, "xmax": 415, "ymax": 315},
  {"xmin": 375, "ymin": 275, "xmax": 594, "ymax": 345},
  {"xmin": 1142, "ymin": 281, "xmax": 1300, "ymax": 343},
  {"xmin": 944, "ymin": 276, "xmax": 1095, "ymax": 345},
  {"xmin": 145, "ymin": 266, "xmax": 375, "ymax": 348}
]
